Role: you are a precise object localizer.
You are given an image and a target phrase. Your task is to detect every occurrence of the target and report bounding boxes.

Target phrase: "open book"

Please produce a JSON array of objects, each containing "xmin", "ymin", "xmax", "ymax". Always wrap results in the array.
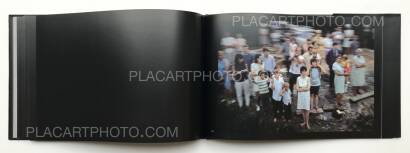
[{"xmin": 9, "ymin": 10, "xmax": 401, "ymax": 142}]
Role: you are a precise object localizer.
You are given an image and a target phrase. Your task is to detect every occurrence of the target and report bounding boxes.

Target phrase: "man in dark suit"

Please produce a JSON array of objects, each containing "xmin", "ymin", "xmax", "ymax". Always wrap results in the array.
[{"xmin": 326, "ymin": 43, "xmax": 342, "ymax": 88}]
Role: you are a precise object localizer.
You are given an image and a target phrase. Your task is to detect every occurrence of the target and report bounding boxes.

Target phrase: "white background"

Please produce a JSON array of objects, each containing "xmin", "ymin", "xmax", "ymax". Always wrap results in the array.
[{"xmin": 0, "ymin": 0, "xmax": 408, "ymax": 152}]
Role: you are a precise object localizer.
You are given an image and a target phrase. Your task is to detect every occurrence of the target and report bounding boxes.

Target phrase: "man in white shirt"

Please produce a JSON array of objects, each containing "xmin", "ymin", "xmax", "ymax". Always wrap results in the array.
[
  {"xmin": 332, "ymin": 27, "xmax": 344, "ymax": 46},
  {"xmin": 221, "ymin": 32, "xmax": 237, "ymax": 65},
  {"xmin": 235, "ymin": 33, "xmax": 247, "ymax": 50},
  {"xmin": 261, "ymin": 48, "xmax": 276, "ymax": 77},
  {"xmin": 343, "ymin": 24, "xmax": 355, "ymax": 54},
  {"xmin": 322, "ymin": 33, "xmax": 333, "ymax": 51}
]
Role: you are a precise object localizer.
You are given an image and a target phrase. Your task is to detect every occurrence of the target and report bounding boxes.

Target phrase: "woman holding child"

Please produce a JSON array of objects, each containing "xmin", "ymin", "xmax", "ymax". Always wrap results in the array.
[{"xmin": 333, "ymin": 56, "xmax": 349, "ymax": 108}]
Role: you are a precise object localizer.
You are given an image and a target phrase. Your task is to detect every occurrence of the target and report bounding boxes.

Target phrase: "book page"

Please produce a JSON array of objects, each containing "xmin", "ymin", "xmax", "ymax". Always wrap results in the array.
[
  {"xmin": 10, "ymin": 10, "xmax": 203, "ymax": 142},
  {"xmin": 203, "ymin": 13, "xmax": 400, "ymax": 139}
]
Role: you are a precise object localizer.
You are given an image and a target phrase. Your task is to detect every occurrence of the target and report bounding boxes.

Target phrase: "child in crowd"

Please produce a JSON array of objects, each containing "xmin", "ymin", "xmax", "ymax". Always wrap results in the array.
[
  {"xmin": 270, "ymin": 65, "xmax": 285, "ymax": 122},
  {"xmin": 341, "ymin": 54, "xmax": 351, "ymax": 86},
  {"xmin": 296, "ymin": 66, "xmax": 311, "ymax": 129},
  {"xmin": 254, "ymin": 71, "xmax": 270, "ymax": 113},
  {"xmin": 251, "ymin": 54, "xmax": 264, "ymax": 111},
  {"xmin": 309, "ymin": 58, "xmax": 323, "ymax": 113},
  {"xmin": 280, "ymin": 82, "xmax": 292, "ymax": 122},
  {"xmin": 270, "ymin": 66, "xmax": 284, "ymax": 123}
]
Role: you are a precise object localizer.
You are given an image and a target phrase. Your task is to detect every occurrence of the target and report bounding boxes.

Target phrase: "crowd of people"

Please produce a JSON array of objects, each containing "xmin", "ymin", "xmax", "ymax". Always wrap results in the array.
[{"xmin": 217, "ymin": 24, "xmax": 369, "ymax": 129}]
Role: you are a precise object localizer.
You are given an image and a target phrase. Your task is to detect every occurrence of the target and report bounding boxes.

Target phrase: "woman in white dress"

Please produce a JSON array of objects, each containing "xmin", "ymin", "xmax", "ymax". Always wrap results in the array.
[
  {"xmin": 296, "ymin": 66, "xmax": 311, "ymax": 129},
  {"xmin": 350, "ymin": 49, "xmax": 367, "ymax": 95},
  {"xmin": 251, "ymin": 54, "xmax": 264, "ymax": 111},
  {"xmin": 333, "ymin": 56, "xmax": 347, "ymax": 108}
]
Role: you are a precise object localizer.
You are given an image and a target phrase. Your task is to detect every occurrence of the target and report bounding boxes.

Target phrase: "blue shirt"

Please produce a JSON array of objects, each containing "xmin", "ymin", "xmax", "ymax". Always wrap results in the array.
[
  {"xmin": 310, "ymin": 67, "xmax": 321, "ymax": 86},
  {"xmin": 263, "ymin": 55, "xmax": 276, "ymax": 73},
  {"xmin": 270, "ymin": 75, "xmax": 284, "ymax": 101}
]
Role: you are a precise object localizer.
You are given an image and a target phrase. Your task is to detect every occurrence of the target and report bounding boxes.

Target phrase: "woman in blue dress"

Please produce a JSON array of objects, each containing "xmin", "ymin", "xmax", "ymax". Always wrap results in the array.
[{"xmin": 332, "ymin": 56, "xmax": 348, "ymax": 108}]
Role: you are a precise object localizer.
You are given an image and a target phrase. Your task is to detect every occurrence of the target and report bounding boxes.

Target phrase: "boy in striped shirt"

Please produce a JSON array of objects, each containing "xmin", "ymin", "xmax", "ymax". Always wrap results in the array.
[{"xmin": 254, "ymin": 71, "xmax": 270, "ymax": 112}]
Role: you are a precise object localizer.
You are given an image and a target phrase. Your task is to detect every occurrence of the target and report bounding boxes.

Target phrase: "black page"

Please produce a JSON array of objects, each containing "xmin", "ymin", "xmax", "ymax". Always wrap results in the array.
[
  {"xmin": 10, "ymin": 10, "xmax": 203, "ymax": 142},
  {"xmin": 203, "ymin": 13, "xmax": 400, "ymax": 139}
]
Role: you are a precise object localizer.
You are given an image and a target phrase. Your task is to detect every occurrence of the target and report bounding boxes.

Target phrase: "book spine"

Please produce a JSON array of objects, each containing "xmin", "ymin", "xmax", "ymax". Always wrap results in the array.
[{"xmin": 9, "ymin": 15, "xmax": 37, "ymax": 140}]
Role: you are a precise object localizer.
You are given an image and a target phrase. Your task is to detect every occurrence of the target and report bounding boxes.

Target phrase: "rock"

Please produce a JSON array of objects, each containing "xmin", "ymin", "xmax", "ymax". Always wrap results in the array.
[
  {"xmin": 350, "ymin": 91, "xmax": 374, "ymax": 103},
  {"xmin": 323, "ymin": 103, "xmax": 336, "ymax": 111},
  {"xmin": 357, "ymin": 98, "xmax": 375, "ymax": 117},
  {"xmin": 316, "ymin": 114, "xmax": 328, "ymax": 121}
]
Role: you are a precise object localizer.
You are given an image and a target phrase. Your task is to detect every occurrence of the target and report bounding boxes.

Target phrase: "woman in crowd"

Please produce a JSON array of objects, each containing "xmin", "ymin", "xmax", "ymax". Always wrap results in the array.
[
  {"xmin": 333, "ymin": 56, "xmax": 348, "ymax": 108},
  {"xmin": 233, "ymin": 54, "xmax": 251, "ymax": 109},
  {"xmin": 350, "ymin": 49, "xmax": 367, "ymax": 95}
]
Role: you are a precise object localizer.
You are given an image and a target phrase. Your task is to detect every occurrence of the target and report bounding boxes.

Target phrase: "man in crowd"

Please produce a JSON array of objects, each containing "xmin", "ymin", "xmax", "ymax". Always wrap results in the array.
[
  {"xmin": 221, "ymin": 32, "xmax": 237, "ymax": 65},
  {"xmin": 261, "ymin": 48, "xmax": 276, "ymax": 77},
  {"xmin": 326, "ymin": 43, "xmax": 341, "ymax": 88}
]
